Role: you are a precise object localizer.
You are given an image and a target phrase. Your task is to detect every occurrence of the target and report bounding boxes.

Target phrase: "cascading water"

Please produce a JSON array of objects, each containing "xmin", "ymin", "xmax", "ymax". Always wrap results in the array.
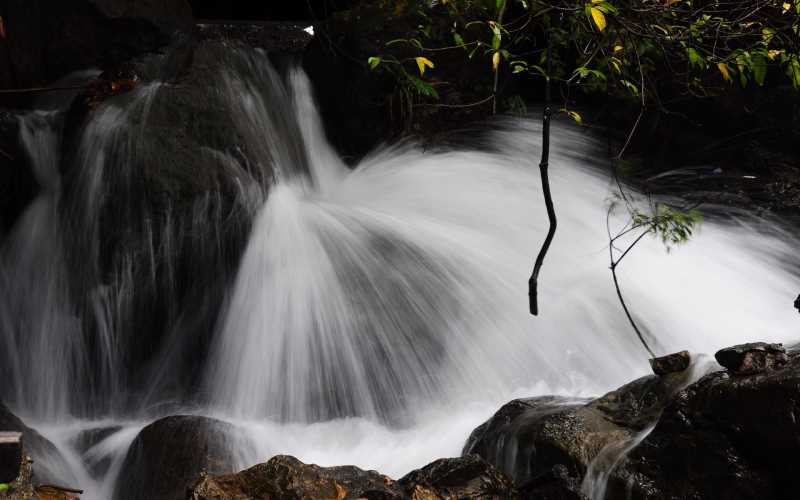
[{"xmin": 0, "ymin": 46, "xmax": 797, "ymax": 498}]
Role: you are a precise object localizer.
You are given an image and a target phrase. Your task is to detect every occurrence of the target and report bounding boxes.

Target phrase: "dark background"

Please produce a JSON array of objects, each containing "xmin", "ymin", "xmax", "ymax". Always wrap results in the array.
[{"xmin": 187, "ymin": 0, "xmax": 355, "ymax": 21}]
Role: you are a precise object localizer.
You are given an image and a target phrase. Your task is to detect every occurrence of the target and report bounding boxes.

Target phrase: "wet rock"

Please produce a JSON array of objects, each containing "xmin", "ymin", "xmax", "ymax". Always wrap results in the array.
[
  {"xmin": 0, "ymin": 0, "xmax": 193, "ymax": 93},
  {"xmin": 113, "ymin": 415, "xmax": 252, "ymax": 500},
  {"xmin": 604, "ymin": 351, "xmax": 800, "ymax": 499},
  {"xmin": 188, "ymin": 454, "xmax": 517, "ymax": 500},
  {"xmin": 189, "ymin": 455, "xmax": 402, "ymax": 500},
  {"xmin": 0, "ymin": 432, "xmax": 23, "ymax": 483},
  {"xmin": 0, "ymin": 402, "xmax": 77, "ymax": 486},
  {"xmin": 794, "ymin": 294, "xmax": 799, "ymax": 313},
  {"xmin": 397, "ymin": 455, "xmax": 517, "ymax": 499},
  {"xmin": 715, "ymin": 342, "xmax": 787, "ymax": 374},
  {"xmin": 649, "ymin": 350, "xmax": 691, "ymax": 376},
  {"xmin": 69, "ymin": 425, "xmax": 123, "ymax": 478},
  {"xmin": 463, "ymin": 373, "xmax": 689, "ymax": 485},
  {"xmin": 518, "ymin": 464, "xmax": 588, "ymax": 500}
]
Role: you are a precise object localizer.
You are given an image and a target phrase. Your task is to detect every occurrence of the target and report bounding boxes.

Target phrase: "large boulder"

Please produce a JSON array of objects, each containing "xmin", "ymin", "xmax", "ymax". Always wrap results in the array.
[
  {"xmin": 466, "ymin": 347, "xmax": 800, "ymax": 500},
  {"xmin": 0, "ymin": 111, "xmax": 37, "ymax": 234},
  {"xmin": 0, "ymin": 0, "xmax": 193, "ymax": 93},
  {"xmin": 463, "ymin": 372, "xmax": 690, "ymax": 486},
  {"xmin": 605, "ymin": 350, "xmax": 800, "ymax": 500},
  {"xmin": 188, "ymin": 454, "xmax": 517, "ymax": 499},
  {"xmin": 113, "ymin": 415, "xmax": 253, "ymax": 500}
]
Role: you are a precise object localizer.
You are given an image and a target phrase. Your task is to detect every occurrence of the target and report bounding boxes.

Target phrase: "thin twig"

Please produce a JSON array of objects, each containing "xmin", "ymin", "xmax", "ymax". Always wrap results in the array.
[{"xmin": 529, "ymin": 24, "xmax": 557, "ymax": 316}]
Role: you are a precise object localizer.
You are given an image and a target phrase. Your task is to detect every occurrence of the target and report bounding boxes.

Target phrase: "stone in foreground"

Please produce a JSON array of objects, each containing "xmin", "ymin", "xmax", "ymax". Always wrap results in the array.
[
  {"xmin": 188, "ymin": 454, "xmax": 517, "ymax": 499},
  {"xmin": 649, "ymin": 350, "xmax": 691, "ymax": 376},
  {"xmin": 715, "ymin": 342, "xmax": 787, "ymax": 374}
]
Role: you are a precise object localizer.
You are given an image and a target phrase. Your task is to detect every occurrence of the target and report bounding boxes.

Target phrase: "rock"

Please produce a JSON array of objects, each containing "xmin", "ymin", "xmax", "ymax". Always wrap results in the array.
[
  {"xmin": 794, "ymin": 294, "xmax": 799, "ymax": 313},
  {"xmin": 649, "ymin": 350, "xmax": 691, "ymax": 376},
  {"xmin": 518, "ymin": 464, "xmax": 588, "ymax": 500},
  {"xmin": 70, "ymin": 425, "xmax": 123, "ymax": 478},
  {"xmin": 0, "ymin": 432, "xmax": 23, "ymax": 483},
  {"xmin": 0, "ymin": 0, "xmax": 193, "ymax": 93},
  {"xmin": 397, "ymin": 455, "xmax": 517, "ymax": 499},
  {"xmin": 469, "ymin": 346, "xmax": 800, "ymax": 500},
  {"xmin": 715, "ymin": 342, "xmax": 788, "ymax": 374},
  {"xmin": 189, "ymin": 455, "xmax": 402, "ymax": 500},
  {"xmin": 113, "ymin": 415, "xmax": 252, "ymax": 500},
  {"xmin": 463, "ymin": 372, "xmax": 690, "ymax": 485},
  {"xmin": 188, "ymin": 454, "xmax": 517, "ymax": 500},
  {"xmin": 604, "ymin": 350, "xmax": 800, "ymax": 499},
  {"xmin": 0, "ymin": 402, "xmax": 77, "ymax": 487}
]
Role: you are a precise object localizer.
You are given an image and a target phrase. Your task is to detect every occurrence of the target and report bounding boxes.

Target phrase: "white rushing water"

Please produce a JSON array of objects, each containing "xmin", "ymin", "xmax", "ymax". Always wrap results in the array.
[{"xmin": 1, "ymin": 50, "xmax": 798, "ymax": 498}]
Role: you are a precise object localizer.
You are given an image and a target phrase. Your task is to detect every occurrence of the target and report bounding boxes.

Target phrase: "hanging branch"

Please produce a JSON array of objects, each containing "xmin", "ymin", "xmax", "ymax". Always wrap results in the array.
[{"xmin": 529, "ymin": 25, "xmax": 557, "ymax": 316}]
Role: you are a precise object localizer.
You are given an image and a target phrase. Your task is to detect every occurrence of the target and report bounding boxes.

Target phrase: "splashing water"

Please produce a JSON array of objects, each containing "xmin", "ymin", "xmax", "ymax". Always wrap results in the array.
[{"xmin": 0, "ymin": 48, "xmax": 797, "ymax": 498}]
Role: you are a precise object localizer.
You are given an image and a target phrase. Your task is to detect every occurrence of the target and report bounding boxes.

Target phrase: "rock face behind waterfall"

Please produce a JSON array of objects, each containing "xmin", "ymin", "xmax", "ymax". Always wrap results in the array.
[
  {"xmin": 466, "ymin": 348, "xmax": 800, "ymax": 500},
  {"xmin": 113, "ymin": 415, "xmax": 252, "ymax": 500},
  {"xmin": 0, "ymin": 0, "xmax": 193, "ymax": 91},
  {"xmin": 188, "ymin": 454, "xmax": 518, "ymax": 500}
]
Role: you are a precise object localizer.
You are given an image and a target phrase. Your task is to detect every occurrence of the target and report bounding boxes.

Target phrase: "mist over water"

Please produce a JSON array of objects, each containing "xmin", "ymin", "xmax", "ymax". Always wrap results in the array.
[{"xmin": 1, "ymin": 49, "xmax": 797, "ymax": 497}]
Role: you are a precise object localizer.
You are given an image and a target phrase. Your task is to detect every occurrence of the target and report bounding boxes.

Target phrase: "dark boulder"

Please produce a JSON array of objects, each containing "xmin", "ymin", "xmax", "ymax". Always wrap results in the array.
[
  {"xmin": 188, "ymin": 454, "xmax": 517, "ymax": 499},
  {"xmin": 0, "ymin": 402, "xmax": 77, "ymax": 486},
  {"xmin": 397, "ymin": 454, "xmax": 517, "ymax": 499},
  {"xmin": 603, "ymin": 351, "xmax": 800, "ymax": 499},
  {"xmin": 468, "ymin": 347, "xmax": 800, "ymax": 500},
  {"xmin": 189, "ymin": 454, "xmax": 402, "ymax": 500},
  {"xmin": 113, "ymin": 415, "xmax": 252, "ymax": 500},
  {"xmin": 714, "ymin": 342, "xmax": 787, "ymax": 374},
  {"xmin": 463, "ymin": 372, "xmax": 690, "ymax": 486},
  {"xmin": 0, "ymin": 432, "xmax": 23, "ymax": 483},
  {"xmin": 0, "ymin": 0, "xmax": 193, "ymax": 93}
]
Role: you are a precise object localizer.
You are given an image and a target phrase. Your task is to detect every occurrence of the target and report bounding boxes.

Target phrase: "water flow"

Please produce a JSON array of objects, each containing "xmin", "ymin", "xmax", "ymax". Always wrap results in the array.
[{"xmin": 0, "ymin": 48, "xmax": 797, "ymax": 498}]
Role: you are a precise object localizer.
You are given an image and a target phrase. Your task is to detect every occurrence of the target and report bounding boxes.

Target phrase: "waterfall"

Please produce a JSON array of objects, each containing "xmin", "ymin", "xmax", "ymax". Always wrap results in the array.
[{"xmin": 0, "ymin": 47, "xmax": 797, "ymax": 497}]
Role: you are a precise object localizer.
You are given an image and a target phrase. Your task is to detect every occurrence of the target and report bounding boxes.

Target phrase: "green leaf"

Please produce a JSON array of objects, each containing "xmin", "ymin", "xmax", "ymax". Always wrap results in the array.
[
  {"xmin": 751, "ymin": 53, "xmax": 767, "ymax": 85},
  {"xmin": 453, "ymin": 32, "xmax": 465, "ymax": 47},
  {"xmin": 367, "ymin": 56, "xmax": 382, "ymax": 70}
]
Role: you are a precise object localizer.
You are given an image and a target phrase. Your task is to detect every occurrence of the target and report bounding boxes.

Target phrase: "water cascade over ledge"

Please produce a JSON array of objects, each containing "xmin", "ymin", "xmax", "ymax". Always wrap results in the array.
[{"xmin": 1, "ymin": 47, "xmax": 798, "ymax": 498}]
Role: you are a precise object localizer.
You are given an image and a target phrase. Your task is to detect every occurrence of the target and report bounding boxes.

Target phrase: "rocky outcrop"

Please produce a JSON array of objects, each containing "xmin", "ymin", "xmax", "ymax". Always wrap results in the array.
[
  {"xmin": 113, "ymin": 415, "xmax": 253, "ymax": 500},
  {"xmin": 188, "ymin": 454, "xmax": 518, "ymax": 499},
  {"xmin": 0, "ymin": 0, "xmax": 193, "ymax": 92},
  {"xmin": 463, "ymin": 372, "xmax": 691, "ymax": 487},
  {"xmin": 715, "ymin": 342, "xmax": 788, "ymax": 374},
  {"xmin": 0, "ymin": 402, "xmax": 77, "ymax": 487},
  {"xmin": 467, "ymin": 347, "xmax": 800, "ymax": 500},
  {"xmin": 605, "ymin": 349, "xmax": 800, "ymax": 500}
]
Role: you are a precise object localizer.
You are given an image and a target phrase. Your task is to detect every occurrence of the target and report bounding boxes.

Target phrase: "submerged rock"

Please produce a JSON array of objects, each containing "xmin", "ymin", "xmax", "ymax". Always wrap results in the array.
[
  {"xmin": 188, "ymin": 454, "xmax": 517, "ymax": 499},
  {"xmin": 113, "ymin": 415, "xmax": 252, "ymax": 500},
  {"xmin": 715, "ymin": 342, "xmax": 787, "ymax": 374}
]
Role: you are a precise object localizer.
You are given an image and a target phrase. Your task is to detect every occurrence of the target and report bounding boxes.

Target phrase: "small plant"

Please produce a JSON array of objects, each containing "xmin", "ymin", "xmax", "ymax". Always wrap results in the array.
[{"xmin": 607, "ymin": 194, "xmax": 702, "ymax": 356}]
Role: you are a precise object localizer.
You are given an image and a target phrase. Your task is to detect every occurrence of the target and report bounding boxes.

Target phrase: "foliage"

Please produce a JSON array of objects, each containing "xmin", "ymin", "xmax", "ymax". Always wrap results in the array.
[
  {"xmin": 607, "ymin": 194, "xmax": 703, "ymax": 355},
  {"xmin": 364, "ymin": 0, "xmax": 800, "ymax": 124}
]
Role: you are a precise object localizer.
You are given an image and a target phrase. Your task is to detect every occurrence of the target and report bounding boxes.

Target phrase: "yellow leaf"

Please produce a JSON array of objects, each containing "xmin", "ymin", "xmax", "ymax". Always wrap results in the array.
[
  {"xmin": 613, "ymin": 45, "xmax": 623, "ymax": 53},
  {"xmin": 492, "ymin": 51, "xmax": 501, "ymax": 72},
  {"xmin": 717, "ymin": 62, "xmax": 730, "ymax": 82},
  {"xmin": 415, "ymin": 56, "xmax": 434, "ymax": 76},
  {"xmin": 590, "ymin": 7, "xmax": 607, "ymax": 31},
  {"xmin": 783, "ymin": 2, "xmax": 791, "ymax": 13},
  {"xmin": 768, "ymin": 49, "xmax": 785, "ymax": 60}
]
